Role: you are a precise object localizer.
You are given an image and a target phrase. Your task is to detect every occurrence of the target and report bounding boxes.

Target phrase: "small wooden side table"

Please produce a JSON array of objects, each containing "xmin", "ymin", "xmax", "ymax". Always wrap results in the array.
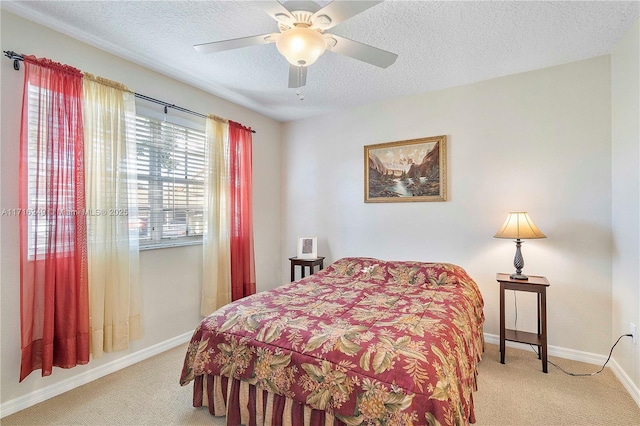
[
  {"xmin": 497, "ymin": 273, "xmax": 550, "ymax": 373},
  {"xmin": 289, "ymin": 257, "xmax": 325, "ymax": 282}
]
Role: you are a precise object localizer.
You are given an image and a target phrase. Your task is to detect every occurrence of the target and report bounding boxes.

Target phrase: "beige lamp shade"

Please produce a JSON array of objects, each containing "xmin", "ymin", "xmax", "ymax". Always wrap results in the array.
[{"xmin": 494, "ymin": 212, "xmax": 546, "ymax": 239}]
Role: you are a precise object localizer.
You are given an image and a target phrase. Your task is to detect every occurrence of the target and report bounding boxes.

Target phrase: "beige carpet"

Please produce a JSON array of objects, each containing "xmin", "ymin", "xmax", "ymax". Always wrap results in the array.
[
  {"xmin": 473, "ymin": 344, "xmax": 639, "ymax": 425},
  {"xmin": 2, "ymin": 343, "xmax": 639, "ymax": 425}
]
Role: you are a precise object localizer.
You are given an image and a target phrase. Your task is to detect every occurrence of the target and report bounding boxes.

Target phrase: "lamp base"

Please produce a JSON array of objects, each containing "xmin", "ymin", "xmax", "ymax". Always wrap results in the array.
[{"xmin": 510, "ymin": 273, "xmax": 529, "ymax": 280}]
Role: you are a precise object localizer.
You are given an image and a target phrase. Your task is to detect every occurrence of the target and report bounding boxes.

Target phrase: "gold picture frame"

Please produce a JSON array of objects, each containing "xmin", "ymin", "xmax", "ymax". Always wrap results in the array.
[{"xmin": 364, "ymin": 135, "xmax": 447, "ymax": 203}]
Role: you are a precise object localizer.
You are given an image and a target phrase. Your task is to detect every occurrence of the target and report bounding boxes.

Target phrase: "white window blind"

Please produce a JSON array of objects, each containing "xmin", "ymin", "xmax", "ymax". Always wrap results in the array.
[
  {"xmin": 25, "ymin": 83, "xmax": 76, "ymax": 258},
  {"xmin": 135, "ymin": 115, "xmax": 205, "ymax": 247}
]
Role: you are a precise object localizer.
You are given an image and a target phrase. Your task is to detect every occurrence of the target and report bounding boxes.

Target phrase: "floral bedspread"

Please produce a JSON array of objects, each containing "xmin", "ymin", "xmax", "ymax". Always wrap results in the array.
[{"xmin": 180, "ymin": 257, "xmax": 485, "ymax": 425}]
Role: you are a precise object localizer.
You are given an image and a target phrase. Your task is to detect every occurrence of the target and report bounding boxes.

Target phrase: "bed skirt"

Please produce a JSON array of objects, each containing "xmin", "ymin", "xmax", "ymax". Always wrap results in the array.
[
  {"xmin": 193, "ymin": 374, "xmax": 345, "ymax": 426},
  {"xmin": 191, "ymin": 332, "xmax": 485, "ymax": 426}
]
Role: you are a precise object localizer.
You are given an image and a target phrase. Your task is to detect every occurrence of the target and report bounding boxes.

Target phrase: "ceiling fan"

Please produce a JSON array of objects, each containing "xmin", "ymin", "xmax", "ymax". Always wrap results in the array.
[{"xmin": 194, "ymin": 0, "xmax": 398, "ymax": 88}]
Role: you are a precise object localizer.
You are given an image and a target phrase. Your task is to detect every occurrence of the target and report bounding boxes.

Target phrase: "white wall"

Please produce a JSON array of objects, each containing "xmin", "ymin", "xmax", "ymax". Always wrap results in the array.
[
  {"xmin": 282, "ymin": 56, "xmax": 614, "ymax": 357},
  {"xmin": 0, "ymin": 11, "xmax": 282, "ymax": 408},
  {"xmin": 611, "ymin": 18, "xmax": 640, "ymax": 392}
]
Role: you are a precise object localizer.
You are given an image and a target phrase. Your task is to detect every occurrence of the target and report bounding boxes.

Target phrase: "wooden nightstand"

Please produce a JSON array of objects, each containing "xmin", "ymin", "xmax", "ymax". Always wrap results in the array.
[
  {"xmin": 289, "ymin": 257, "xmax": 325, "ymax": 282},
  {"xmin": 497, "ymin": 273, "xmax": 550, "ymax": 373}
]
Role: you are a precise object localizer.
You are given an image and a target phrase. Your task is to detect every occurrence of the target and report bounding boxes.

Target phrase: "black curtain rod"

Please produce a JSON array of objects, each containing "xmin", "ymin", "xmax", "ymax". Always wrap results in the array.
[{"xmin": 3, "ymin": 50, "xmax": 256, "ymax": 134}]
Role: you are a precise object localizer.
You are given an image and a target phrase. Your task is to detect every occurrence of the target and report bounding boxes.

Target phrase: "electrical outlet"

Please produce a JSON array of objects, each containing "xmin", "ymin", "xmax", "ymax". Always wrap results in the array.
[{"xmin": 631, "ymin": 323, "xmax": 637, "ymax": 345}]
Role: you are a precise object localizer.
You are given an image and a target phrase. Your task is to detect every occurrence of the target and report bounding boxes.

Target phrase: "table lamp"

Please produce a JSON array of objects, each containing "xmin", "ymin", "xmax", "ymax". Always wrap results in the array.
[{"xmin": 494, "ymin": 212, "xmax": 546, "ymax": 280}]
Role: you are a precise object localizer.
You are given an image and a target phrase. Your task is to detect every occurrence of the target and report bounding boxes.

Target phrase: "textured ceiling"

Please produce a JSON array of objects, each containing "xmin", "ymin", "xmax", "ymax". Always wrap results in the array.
[{"xmin": 2, "ymin": 1, "xmax": 639, "ymax": 122}]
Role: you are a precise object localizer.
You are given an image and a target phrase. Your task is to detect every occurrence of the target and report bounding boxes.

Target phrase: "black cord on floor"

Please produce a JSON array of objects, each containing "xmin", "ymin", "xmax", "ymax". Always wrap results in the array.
[{"xmin": 530, "ymin": 333, "xmax": 633, "ymax": 376}]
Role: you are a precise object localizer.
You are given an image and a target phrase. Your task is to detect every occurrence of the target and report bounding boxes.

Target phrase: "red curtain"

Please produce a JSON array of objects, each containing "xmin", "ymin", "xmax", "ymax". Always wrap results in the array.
[
  {"xmin": 19, "ymin": 56, "xmax": 90, "ymax": 381},
  {"xmin": 229, "ymin": 121, "xmax": 255, "ymax": 301}
]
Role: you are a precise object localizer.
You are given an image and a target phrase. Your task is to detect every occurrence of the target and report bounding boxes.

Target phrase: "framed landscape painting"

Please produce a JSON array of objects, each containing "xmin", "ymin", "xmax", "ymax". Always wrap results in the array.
[{"xmin": 364, "ymin": 135, "xmax": 447, "ymax": 203}]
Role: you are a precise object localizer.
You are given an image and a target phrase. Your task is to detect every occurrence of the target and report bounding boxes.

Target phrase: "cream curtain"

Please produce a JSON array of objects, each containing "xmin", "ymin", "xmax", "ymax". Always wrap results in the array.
[
  {"xmin": 83, "ymin": 74, "xmax": 141, "ymax": 358},
  {"xmin": 201, "ymin": 116, "xmax": 231, "ymax": 316}
]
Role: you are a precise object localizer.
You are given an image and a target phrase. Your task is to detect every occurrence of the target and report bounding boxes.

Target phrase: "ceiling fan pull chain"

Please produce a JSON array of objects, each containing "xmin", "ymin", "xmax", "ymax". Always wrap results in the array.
[{"xmin": 295, "ymin": 64, "xmax": 306, "ymax": 99}]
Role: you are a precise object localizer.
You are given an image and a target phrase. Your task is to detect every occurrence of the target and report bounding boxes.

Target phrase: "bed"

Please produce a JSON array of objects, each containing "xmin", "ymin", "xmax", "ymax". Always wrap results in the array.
[{"xmin": 180, "ymin": 257, "xmax": 485, "ymax": 426}]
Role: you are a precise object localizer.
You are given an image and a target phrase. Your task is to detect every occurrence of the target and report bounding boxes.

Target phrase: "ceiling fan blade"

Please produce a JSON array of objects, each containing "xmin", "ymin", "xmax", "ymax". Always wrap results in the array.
[
  {"xmin": 328, "ymin": 34, "xmax": 397, "ymax": 68},
  {"xmin": 194, "ymin": 34, "xmax": 275, "ymax": 54},
  {"xmin": 312, "ymin": 1, "xmax": 383, "ymax": 30},
  {"xmin": 288, "ymin": 64, "xmax": 307, "ymax": 88}
]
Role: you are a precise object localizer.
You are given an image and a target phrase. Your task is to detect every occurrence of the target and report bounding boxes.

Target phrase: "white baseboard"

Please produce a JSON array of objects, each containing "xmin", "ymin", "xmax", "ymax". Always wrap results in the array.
[
  {"xmin": 483, "ymin": 332, "xmax": 608, "ymax": 365},
  {"xmin": 610, "ymin": 358, "xmax": 640, "ymax": 408},
  {"xmin": 484, "ymin": 332, "xmax": 640, "ymax": 409},
  {"xmin": 0, "ymin": 331, "xmax": 193, "ymax": 418}
]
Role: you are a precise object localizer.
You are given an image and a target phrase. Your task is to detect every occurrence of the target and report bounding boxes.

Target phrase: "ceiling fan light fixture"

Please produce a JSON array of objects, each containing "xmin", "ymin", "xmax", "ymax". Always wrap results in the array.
[
  {"xmin": 275, "ymin": 26, "xmax": 327, "ymax": 66},
  {"xmin": 193, "ymin": 1, "xmax": 396, "ymax": 88}
]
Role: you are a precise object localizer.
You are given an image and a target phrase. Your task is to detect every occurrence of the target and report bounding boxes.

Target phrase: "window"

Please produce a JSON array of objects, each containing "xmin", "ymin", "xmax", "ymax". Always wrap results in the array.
[
  {"xmin": 135, "ymin": 115, "xmax": 206, "ymax": 248},
  {"xmin": 25, "ymin": 83, "xmax": 79, "ymax": 258}
]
